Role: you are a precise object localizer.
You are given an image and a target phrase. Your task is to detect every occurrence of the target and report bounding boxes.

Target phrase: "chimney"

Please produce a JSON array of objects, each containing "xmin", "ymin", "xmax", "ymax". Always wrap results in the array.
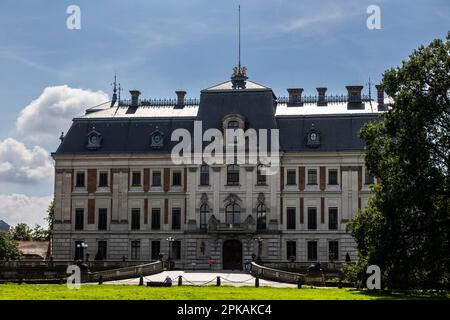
[
  {"xmin": 316, "ymin": 87, "xmax": 327, "ymax": 106},
  {"xmin": 129, "ymin": 90, "xmax": 141, "ymax": 107},
  {"xmin": 375, "ymin": 84, "xmax": 384, "ymax": 105},
  {"xmin": 287, "ymin": 88, "xmax": 303, "ymax": 106},
  {"xmin": 346, "ymin": 85, "xmax": 364, "ymax": 109},
  {"xmin": 175, "ymin": 90, "xmax": 186, "ymax": 109}
]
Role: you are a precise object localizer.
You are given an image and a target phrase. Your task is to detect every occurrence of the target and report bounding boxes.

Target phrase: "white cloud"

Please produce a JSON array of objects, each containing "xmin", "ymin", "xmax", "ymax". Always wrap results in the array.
[
  {"xmin": 0, "ymin": 138, "xmax": 53, "ymax": 183},
  {"xmin": 0, "ymin": 193, "xmax": 53, "ymax": 227},
  {"xmin": 16, "ymin": 85, "xmax": 109, "ymax": 144}
]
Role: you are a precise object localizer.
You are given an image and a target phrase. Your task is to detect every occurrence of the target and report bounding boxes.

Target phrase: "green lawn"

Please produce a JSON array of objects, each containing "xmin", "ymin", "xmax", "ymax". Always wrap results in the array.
[{"xmin": 0, "ymin": 284, "xmax": 448, "ymax": 300}]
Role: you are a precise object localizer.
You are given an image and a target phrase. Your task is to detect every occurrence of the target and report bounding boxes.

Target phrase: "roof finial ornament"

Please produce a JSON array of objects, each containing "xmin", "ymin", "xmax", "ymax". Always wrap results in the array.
[
  {"xmin": 110, "ymin": 73, "xmax": 118, "ymax": 107},
  {"xmin": 231, "ymin": 5, "xmax": 248, "ymax": 89}
]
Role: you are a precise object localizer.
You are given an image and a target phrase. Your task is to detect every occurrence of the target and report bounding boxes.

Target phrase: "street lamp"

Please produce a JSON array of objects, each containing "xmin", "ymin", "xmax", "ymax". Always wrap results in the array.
[
  {"xmin": 166, "ymin": 236, "xmax": 175, "ymax": 269},
  {"xmin": 76, "ymin": 242, "xmax": 88, "ymax": 261},
  {"xmin": 253, "ymin": 237, "xmax": 262, "ymax": 261}
]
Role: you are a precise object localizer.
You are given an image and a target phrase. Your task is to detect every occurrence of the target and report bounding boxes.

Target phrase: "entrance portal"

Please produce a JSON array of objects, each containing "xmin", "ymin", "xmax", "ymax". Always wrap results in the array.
[{"xmin": 222, "ymin": 239, "xmax": 243, "ymax": 270}]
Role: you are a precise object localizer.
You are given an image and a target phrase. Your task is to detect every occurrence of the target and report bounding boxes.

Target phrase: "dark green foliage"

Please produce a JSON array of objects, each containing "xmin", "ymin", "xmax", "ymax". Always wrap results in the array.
[{"xmin": 348, "ymin": 33, "xmax": 450, "ymax": 290}]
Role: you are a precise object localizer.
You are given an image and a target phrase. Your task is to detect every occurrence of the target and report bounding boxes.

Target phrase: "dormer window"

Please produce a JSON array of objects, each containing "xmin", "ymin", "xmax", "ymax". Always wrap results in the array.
[{"xmin": 86, "ymin": 126, "xmax": 102, "ymax": 150}]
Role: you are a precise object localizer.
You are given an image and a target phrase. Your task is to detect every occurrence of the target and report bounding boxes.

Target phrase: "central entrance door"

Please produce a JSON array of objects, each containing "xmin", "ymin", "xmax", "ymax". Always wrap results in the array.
[{"xmin": 222, "ymin": 239, "xmax": 243, "ymax": 270}]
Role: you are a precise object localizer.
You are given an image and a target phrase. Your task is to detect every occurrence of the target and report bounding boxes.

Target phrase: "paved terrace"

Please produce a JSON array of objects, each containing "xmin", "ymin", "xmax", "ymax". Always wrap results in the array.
[{"xmin": 102, "ymin": 271, "xmax": 297, "ymax": 288}]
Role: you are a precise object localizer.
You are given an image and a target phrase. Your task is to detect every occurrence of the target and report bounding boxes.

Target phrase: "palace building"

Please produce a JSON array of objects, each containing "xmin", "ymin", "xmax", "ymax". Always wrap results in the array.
[{"xmin": 51, "ymin": 66, "xmax": 388, "ymax": 269}]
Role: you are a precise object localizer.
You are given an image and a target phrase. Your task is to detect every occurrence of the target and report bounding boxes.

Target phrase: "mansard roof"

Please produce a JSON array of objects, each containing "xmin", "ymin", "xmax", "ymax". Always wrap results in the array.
[{"xmin": 53, "ymin": 77, "xmax": 386, "ymax": 156}]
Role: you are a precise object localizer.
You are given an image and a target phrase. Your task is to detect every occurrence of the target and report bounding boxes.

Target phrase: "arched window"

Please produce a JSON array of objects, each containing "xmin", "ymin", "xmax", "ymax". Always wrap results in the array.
[
  {"xmin": 200, "ymin": 164, "xmax": 209, "ymax": 186},
  {"xmin": 257, "ymin": 203, "xmax": 267, "ymax": 231},
  {"xmin": 200, "ymin": 204, "xmax": 208, "ymax": 231},
  {"xmin": 227, "ymin": 164, "xmax": 240, "ymax": 185},
  {"xmin": 225, "ymin": 203, "xmax": 240, "ymax": 225},
  {"xmin": 257, "ymin": 164, "xmax": 267, "ymax": 185}
]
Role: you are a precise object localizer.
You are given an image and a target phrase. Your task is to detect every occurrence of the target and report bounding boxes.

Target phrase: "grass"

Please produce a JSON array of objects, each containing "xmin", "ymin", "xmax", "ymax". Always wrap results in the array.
[{"xmin": 0, "ymin": 284, "xmax": 449, "ymax": 300}]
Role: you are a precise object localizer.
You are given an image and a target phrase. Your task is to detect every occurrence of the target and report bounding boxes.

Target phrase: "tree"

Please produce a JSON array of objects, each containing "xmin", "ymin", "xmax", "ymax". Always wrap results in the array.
[
  {"xmin": 348, "ymin": 33, "xmax": 450, "ymax": 290},
  {"xmin": 10, "ymin": 223, "xmax": 33, "ymax": 241},
  {"xmin": 0, "ymin": 232, "xmax": 21, "ymax": 260},
  {"xmin": 32, "ymin": 224, "xmax": 49, "ymax": 241},
  {"xmin": 45, "ymin": 199, "xmax": 55, "ymax": 233}
]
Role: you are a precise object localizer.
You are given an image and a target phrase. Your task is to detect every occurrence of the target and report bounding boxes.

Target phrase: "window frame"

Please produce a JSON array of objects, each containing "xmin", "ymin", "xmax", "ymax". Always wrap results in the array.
[
  {"xmin": 200, "ymin": 165, "xmax": 210, "ymax": 186},
  {"xmin": 226, "ymin": 164, "xmax": 240, "ymax": 186},
  {"xmin": 257, "ymin": 203, "xmax": 267, "ymax": 231},
  {"xmin": 307, "ymin": 169, "xmax": 318, "ymax": 185},
  {"xmin": 98, "ymin": 208, "xmax": 107, "ymax": 231},
  {"xmin": 328, "ymin": 207, "xmax": 338, "ymax": 230},
  {"xmin": 151, "ymin": 241, "xmax": 160, "ymax": 260},
  {"xmin": 257, "ymin": 165, "xmax": 267, "ymax": 185},
  {"xmin": 131, "ymin": 171, "xmax": 142, "ymax": 187},
  {"xmin": 98, "ymin": 171, "xmax": 109, "ymax": 188},
  {"xmin": 307, "ymin": 207, "xmax": 317, "ymax": 230},
  {"xmin": 131, "ymin": 208, "xmax": 141, "ymax": 230},
  {"xmin": 75, "ymin": 209, "xmax": 84, "ymax": 231},
  {"xmin": 307, "ymin": 241, "xmax": 318, "ymax": 261},
  {"xmin": 328, "ymin": 240, "xmax": 339, "ymax": 261},
  {"xmin": 151, "ymin": 208, "xmax": 161, "ymax": 230},
  {"xmin": 172, "ymin": 170, "xmax": 182, "ymax": 186},
  {"xmin": 225, "ymin": 203, "xmax": 240, "ymax": 225},
  {"xmin": 97, "ymin": 240, "xmax": 107, "ymax": 260},
  {"xmin": 286, "ymin": 207, "xmax": 296, "ymax": 230},
  {"xmin": 152, "ymin": 170, "xmax": 162, "ymax": 187},
  {"xmin": 75, "ymin": 172, "xmax": 85, "ymax": 188},
  {"xmin": 171, "ymin": 208, "xmax": 181, "ymax": 230},
  {"xmin": 131, "ymin": 240, "xmax": 141, "ymax": 260},
  {"xmin": 286, "ymin": 169, "xmax": 296, "ymax": 186},
  {"xmin": 286, "ymin": 241, "xmax": 296, "ymax": 260},
  {"xmin": 172, "ymin": 241, "xmax": 181, "ymax": 260},
  {"xmin": 200, "ymin": 204, "xmax": 208, "ymax": 230},
  {"xmin": 328, "ymin": 169, "xmax": 338, "ymax": 185}
]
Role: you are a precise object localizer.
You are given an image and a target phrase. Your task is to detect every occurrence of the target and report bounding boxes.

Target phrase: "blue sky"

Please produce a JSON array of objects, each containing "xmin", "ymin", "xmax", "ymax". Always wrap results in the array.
[{"xmin": 0, "ymin": 0, "xmax": 448, "ymax": 226}]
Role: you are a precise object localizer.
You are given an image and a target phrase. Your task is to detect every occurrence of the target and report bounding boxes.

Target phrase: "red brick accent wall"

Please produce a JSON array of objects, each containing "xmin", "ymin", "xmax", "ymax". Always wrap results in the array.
[
  {"xmin": 358, "ymin": 197, "xmax": 361, "ymax": 210},
  {"xmin": 320, "ymin": 166, "xmax": 326, "ymax": 191},
  {"xmin": 298, "ymin": 167, "xmax": 305, "ymax": 191},
  {"xmin": 163, "ymin": 168, "xmax": 170, "ymax": 192},
  {"xmin": 87, "ymin": 169, "xmax": 97, "ymax": 193},
  {"xmin": 320, "ymin": 197, "xmax": 325, "ymax": 224},
  {"xmin": 110, "ymin": 169, "xmax": 114, "ymax": 191},
  {"xmin": 88, "ymin": 199, "xmax": 95, "ymax": 224},
  {"xmin": 143, "ymin": 168, "xmax": 150, "ymax": 192},
  {"xmin": 299, "ymin": 197, "xmax": 304, "ymax": 224}
]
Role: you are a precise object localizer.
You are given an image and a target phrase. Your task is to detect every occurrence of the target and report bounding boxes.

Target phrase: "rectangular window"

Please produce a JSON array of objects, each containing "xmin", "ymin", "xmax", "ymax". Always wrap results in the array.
[
  {"xmin": 307, "ymin": 207, "xmax": 317, "ymax": 230},
  {"xmin": 98, "ymin": 172, "xmax": 108, "ymax": 187},
  {"xmin": 172, "ymin": 208, "xmax": 181, "ymax": 230},
  {"xmin": 131, "ymin": 208, "xmax": 140, "ymax": 230},
  {"xmin": 75, "ymin": 172, "xmax": 85, "ymax": 188},
  {"xmin": 75, "ymin": 209, "xmax": 84, "ymax": 230},
  {"xmin": 257, "ymin": 166, "xmax": 267, "ymax": 185},
  {"xmin": 227, "ymin": 165, "xmax": 240, "ymax": 185},
  {"xmin": 329, "ymin": 241, "xmax": 339, "ymax": 261},
  {"xmin": 286, "ymin": 207, "xmax": 296, "ymax": 230},
  {"xmin": 172, "ymin": 171, "xmax": 182, "ymax": 186},
  {"xmin": 307, "ymin": 241, "xmax": 318, "ymax": 260},
  {"xmin": 131, "ymin": 240, "xmax": 140, "ymax": 260},
  {"xmin": 286, "ymin": 170, "xmax": 296, "ymax": 185},
  {"xmin": 172, "ymin": 241, "xmax": 181, "ymax": 260},
  {"xmin": 286, "ymin": 241, "xmax": 296, "ymax": 260},
  {"xmin": 151, "ymin": 241, "xmax": 161, "ymax": 260},
  {"xmin": 328, "ymin": 169, "xmax": 338, "ymax": 185},
  {"xmin": 152, "ymin": 171, "xmax": 161, "ymax": 186},
  {"xmin": 97, "ymin": 241, "xmax": 107, "ymax": 260},
  {"xmin": 98, "ymin": 208, "xmax": 107, "ymax": 231},
  {"xmin": 132, "ymin": 171, "xmax": 141, "ymax": 186},
  {"xmin": 200, "ymin": 165, "xmax": 209, "ymax": 185},
  {"xmin": 307, "ymin": 169, "xmax": 317, "ymax": 185},
  {"xmin": 328, "ymin": 207, "xmax": 338, "ymax": 230},
  {"xmin": 151, "ymin": 208, "xmax": 161, "ymax": 230}
]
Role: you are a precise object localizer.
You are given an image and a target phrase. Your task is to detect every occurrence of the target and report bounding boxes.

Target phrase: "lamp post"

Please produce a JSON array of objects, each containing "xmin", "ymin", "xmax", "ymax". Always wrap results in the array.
[
  {"xmin": 166, "ymin": 236, "xmax": 175, "ymax": 270},
  {"xmin": 253, "ymin": 237, "xmax": 263, "ymax": 261},
  {"xmin": 76, "ymin": 242, "xmax": 88, "ymax": 262}
]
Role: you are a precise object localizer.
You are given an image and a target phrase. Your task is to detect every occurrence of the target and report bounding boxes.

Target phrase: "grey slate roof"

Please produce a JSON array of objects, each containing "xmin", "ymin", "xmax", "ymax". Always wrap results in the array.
[
  {"xmin": 0, "ymin": 220, "xmax": 10, "ymax": 232},
  {"xmin": 54, "ymin": 78, "xmax": 383, "ymax": 156}
]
